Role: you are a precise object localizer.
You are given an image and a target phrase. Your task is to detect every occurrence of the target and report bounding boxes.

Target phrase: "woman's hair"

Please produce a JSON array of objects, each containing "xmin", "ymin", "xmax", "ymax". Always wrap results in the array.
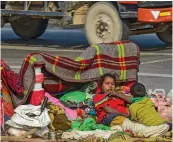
[
  {"xmin": 99, "ymin": 73, "xmax": 116, "ymax": 86},
  {"xmin": 130, "ymin": 83, "xmax": 146, "ymax": 97}
]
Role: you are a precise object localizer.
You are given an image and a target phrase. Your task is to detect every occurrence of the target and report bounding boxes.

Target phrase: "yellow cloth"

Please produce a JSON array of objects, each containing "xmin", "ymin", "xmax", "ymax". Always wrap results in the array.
[
  {"xmin": 110, "ymin": 116, "xmax": 127, "ymax": 127},
  {"xmin": 129, "ymin": 97, "xmax": 166, "ymax": 126},
  {"xmin": 47, "ymin": 103, "xmax": 71, "ymax": 131}
]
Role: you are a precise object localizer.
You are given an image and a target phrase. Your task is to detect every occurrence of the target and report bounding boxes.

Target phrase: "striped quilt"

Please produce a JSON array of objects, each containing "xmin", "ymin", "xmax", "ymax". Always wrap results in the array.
[{"xmin": 1, "ymin": 41, "xmax": 140, "ymax": 107}]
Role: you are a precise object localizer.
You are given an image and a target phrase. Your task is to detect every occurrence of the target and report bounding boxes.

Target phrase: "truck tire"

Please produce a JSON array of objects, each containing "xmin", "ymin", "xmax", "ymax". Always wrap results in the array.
[
  {"xmin": 85, "ymin": 2, "xmax": 129, "ymax": 45},
  {"xmin": 156, "ymin": 25, "xmax": 172, "ymax": 45},
  {"xmin": 10, "ymin": 17, "xmax": 48, "ymax": 39}
]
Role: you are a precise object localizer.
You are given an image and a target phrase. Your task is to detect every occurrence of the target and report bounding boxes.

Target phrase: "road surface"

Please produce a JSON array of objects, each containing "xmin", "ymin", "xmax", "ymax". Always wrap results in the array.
[{"xmin": 1, "ymin": 26, "xmax": 172, "ymax": 96}]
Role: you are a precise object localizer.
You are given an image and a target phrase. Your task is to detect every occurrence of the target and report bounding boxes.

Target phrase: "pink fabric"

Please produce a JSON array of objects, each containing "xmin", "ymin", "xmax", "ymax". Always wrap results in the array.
[
  {"xmin": 0, "ymin": 81, "xmax": 3, "ymax": 126},
  {"xmin": 0, "ymin": 97, "xmax": 4, "ymax": 126},
  {"xmin": 45, "ymin": 92, "xmax": 77, "ymax": 121},
  {"xmin": 150, "ymin": 94, "xmax": 172, "ymax": 123}
]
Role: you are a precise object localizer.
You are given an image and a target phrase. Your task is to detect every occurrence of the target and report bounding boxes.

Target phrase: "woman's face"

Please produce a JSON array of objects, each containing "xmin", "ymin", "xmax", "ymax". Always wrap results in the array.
[{"xmin": 101, "ymin": 77, "xmax": 115, "ymax": 93}]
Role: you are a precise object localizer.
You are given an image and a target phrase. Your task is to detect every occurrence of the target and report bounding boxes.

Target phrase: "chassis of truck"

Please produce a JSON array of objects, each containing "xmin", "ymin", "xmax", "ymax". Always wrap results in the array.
[{"xmin": 1, "ymin": 1, "xmax": 172, "ymax": 45}]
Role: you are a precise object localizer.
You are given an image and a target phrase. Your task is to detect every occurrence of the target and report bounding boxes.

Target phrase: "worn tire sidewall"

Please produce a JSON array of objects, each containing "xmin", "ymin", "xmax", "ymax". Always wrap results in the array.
[
  {"xmin": 85, "ymin": 2, "xmax": 123, "ymax": 44},
  {"xmin": 10, "ymin": 18, "xmax": 48, "ymax": 39}
]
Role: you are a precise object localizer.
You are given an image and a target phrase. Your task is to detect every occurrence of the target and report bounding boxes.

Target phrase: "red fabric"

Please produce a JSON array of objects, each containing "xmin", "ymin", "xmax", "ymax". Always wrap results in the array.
[
  {"xmin": 76, "ymin": 108, "xmax": 85, "ymax": 117},
  {"xmin": 93, "ymin": 91, "xmax": 128, "ymax": 123},
  {"xmin": 0, "ymin": 59, "xmax": 23, "ymax": 96},
  {"xmin": 1, "ymin": 84, "xmax": 14, "ymax": 119},
  {"xmin": 29, "ymin": 89, "xmax": 45, "ymax": 106},
  {"xmin": 3, "ymin": 102, "xmax": 14, "ymax": 117},
  {"xmin": 123, "ymin": 81, "xmax": 136, "ymax": 88},
  {"xmin": 94, "ymin": 85, "xmax": 102, "ymax": 94}
]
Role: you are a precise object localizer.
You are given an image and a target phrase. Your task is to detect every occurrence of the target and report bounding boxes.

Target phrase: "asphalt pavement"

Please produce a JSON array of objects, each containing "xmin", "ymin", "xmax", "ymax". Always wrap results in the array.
[{"xmin": 1, "ymin": 25, "xmax": 172, "ymax": 97}]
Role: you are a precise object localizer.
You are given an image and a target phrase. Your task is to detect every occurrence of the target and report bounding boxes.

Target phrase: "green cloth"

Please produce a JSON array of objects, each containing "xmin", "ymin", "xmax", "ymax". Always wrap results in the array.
[
  {"xmin": 129, "ymin": 97, "xmax": 166, "ymax": 126},
  {"xmin": 60, "ymin": 91, "xmax": 86, "ymax": 103},
  {"xmin": 80, "ymin": 82, "xmax": 97, "ymax": 99},
  {"xmin": 70, "ymin": 117, "xmax": 110, "ymax": 131},
  {"xmin": 130, "ymin": 96, "xmax": 145, "ymax": 103}
]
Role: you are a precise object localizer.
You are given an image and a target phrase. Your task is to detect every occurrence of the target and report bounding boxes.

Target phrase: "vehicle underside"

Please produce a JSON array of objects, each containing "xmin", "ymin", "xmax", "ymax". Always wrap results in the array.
[{"xmin": 1, "ymin": 1, "xmax": 172, "ymax": 45}]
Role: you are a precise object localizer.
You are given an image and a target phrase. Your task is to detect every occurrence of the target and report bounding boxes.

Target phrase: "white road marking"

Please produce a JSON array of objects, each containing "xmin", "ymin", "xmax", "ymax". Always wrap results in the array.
[
  {"xmin": 1, "ymin": 45, "xmax": 172, "ymax": 56},
  {"xmin": 141, "ymin": 58, "xmax": 172, "ymax": 64},
  {"xmin": 140, "ymin": 52, "xmax": 172, "ymax": 56},
  {"xmin": 138, "ymin": 72, "xmax": 172, "ymax": 78},
  {"xmin": 9, "ymin": 65, "xmax": 172, "ymax": 78},
  {"xmin": 1, "ymin": 45, "xmax": 84, "ymax": 52}
]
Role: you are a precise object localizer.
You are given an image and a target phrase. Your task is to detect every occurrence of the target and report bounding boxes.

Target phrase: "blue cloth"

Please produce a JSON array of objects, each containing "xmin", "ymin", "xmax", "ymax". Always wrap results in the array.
[{"xmin": 101, "ymin": 113, "xmax": 120, "ymax": 126}]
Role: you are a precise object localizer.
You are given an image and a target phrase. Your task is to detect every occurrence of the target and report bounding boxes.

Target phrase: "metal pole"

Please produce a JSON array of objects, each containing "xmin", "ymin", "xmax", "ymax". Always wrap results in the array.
[
  {"xmin": 24, "ymin": 1, "xmax": 27, "ymax": 10},
  {"xmin": 44, "ymin": 1, "xmax": 48, "ymax": 11}
]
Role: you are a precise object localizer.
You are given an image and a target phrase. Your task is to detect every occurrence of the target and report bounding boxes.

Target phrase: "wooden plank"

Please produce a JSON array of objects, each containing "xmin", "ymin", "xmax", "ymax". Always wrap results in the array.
[{"xmin": 1, "ymin": 136, "xmax": 56, "ymax": 142}]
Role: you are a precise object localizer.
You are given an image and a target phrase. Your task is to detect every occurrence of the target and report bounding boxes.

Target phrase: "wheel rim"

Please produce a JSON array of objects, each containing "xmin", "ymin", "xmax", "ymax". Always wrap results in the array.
[
  {"xmin": 17, "ymin": 16, "xmax": 32, "ymax": 28},
  {"xmin": 95, "ymin": 14, "xmax": 113, "ymax": 40}
]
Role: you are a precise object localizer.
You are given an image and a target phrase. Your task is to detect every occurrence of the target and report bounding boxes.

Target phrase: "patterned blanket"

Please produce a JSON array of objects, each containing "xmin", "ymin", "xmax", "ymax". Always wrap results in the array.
[{"xmin": 1, "ymin": 41, "xmax": 140, "ymax": 107}]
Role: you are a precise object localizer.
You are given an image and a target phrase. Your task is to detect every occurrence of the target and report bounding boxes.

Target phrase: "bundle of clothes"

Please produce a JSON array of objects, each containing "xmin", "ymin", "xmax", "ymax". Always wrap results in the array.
[
  {"xmin": 1, "ymin": 75, "xmax": 172, "ymax": 141},
  {"xmin": 0, "ymin": 42, "xmax": 172, "ymax": 141}
]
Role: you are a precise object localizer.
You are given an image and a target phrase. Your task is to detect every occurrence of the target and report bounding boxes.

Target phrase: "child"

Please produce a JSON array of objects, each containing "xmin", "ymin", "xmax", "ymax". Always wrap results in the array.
[
  {"xmin": 129, "ymin": 83, "xmax": 167, "ymax": 126},
  {"xmin": 112, "ymin": 83, "xmax": 171, "ymax": 130},
  {"xmin": 93, "ymin": 74, "xmax": 129, "ymax": 126}
]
